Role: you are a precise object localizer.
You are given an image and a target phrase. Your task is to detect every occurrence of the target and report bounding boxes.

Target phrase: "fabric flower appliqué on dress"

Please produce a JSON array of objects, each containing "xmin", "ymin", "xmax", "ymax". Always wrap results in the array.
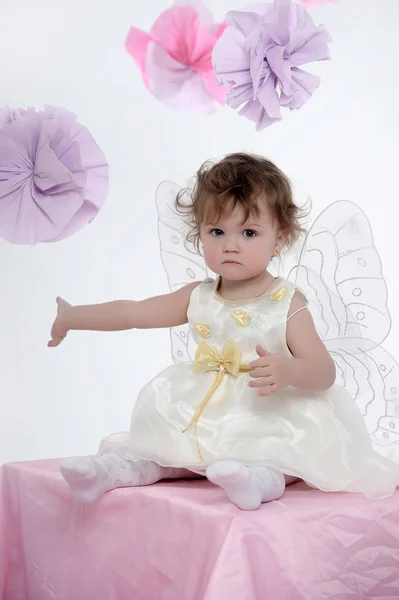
[
  {"xmin": 0, "ymin": 106, "xmax": 109, "ymax": 245},
  {"xmin": 125, "ymin": 1, "xmax": 226, "ymax": 113},
  {"xmin": 212, "ymin": 0, "xmax": 331, "ymax": 130}
]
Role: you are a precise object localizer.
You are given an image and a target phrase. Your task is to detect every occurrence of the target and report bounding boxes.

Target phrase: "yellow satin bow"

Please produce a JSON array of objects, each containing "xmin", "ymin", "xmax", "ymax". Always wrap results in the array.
[{"xmin": 183, "ymin": 338, "xmax": 251, "ymax": 461}]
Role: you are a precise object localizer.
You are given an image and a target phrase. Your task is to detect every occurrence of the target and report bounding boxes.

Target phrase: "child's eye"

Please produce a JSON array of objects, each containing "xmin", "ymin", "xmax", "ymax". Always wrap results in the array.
[
  {"xmin": 210, "ymin": 229, "xmax": 224, "ymax": 236},
  {"xmin": 243, "ymin": 229, "xmax": 257, "ymax": 238}
]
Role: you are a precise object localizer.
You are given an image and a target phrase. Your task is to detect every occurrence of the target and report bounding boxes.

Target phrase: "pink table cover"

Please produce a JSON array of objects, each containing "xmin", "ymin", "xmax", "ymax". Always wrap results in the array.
[{"xmin": 1, "ymin": 459, "xmax": 399, "ymax": 599}]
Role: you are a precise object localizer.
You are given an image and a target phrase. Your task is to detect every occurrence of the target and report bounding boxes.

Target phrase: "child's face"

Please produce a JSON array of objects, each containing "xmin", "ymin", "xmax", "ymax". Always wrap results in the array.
[{"xmin": 200, "ymin": 199, "xmax": 282, "ymax": 281}]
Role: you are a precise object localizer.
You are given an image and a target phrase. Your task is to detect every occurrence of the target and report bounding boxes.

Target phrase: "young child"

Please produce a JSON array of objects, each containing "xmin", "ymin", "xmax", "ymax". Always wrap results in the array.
[{"xmin": 49, "ymin": 153, "xmax": 399, "ymax": 510}]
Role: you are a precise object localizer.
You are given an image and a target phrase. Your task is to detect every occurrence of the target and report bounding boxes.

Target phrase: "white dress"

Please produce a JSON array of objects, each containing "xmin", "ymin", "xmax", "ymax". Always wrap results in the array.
[{"xmin": 99, "ymin": 277, "xmax": 399, "ymax": 499}]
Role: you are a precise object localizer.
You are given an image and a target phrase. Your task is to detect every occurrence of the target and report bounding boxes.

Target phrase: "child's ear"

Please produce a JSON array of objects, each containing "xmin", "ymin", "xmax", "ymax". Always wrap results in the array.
[{"xmin": 277, "ymin": 228, "xmax": 288, "ymax": 248}]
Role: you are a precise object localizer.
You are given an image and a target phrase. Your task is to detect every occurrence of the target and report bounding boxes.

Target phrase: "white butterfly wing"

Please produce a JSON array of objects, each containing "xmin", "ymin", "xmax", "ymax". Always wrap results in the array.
[
  {"xmin": 156, "ymin": 181, "xmax": 208, "ymax": 363},
  {"xmin": 289, "ymin": 201, "xmax": 399, "ymax": 460},
  {"xmin": 290, "ymin": 201, "xmax": 391, "ymax": 348}
]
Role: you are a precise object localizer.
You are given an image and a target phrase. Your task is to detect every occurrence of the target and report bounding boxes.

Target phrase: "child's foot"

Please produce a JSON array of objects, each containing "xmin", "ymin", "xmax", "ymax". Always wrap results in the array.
[
  {"xmin": 60, "ymin": 454, "xmax": 197, "ymax": 503},
  {"xmin": 206, "ymin": 460, "xmax": 285, "ymax": 510},
  {"xmin": 60, "ymin": 455, "xmax": 131, "ymax": 503}
]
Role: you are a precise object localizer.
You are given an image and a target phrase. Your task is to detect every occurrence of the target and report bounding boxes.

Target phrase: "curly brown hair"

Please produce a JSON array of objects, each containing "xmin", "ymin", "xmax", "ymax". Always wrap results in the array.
[{"xmin": 176, "ymin": 152, "xmax": 306, "ymax": 251}]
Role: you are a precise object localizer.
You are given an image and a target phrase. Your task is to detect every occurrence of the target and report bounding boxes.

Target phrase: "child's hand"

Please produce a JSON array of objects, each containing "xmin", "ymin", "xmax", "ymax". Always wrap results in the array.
[
  {"xmin": 48, "ymin": 297, "xmax": 72, "ymax": 348},
  {"xmin": 248, "ymin": 345, "xmax": 293, "ymax": 397}
]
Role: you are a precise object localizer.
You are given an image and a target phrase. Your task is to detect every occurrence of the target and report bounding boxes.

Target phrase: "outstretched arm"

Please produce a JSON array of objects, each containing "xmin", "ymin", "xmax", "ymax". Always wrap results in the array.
[{"xmin": 48, "ymin": 281, "xmax": 200, "ymax": 347}]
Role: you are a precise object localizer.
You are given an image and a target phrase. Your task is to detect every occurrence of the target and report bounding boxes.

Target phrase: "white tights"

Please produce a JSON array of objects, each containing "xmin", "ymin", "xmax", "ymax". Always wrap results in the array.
[{"xmin": 60, "ymin": 452, "xmax": 286, "ymax": 511}]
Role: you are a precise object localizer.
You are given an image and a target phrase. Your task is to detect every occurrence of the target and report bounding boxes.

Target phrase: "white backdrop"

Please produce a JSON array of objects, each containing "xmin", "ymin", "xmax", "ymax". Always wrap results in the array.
[{"xmin": 0, "ymin": 0, "xmax": 398, "ymax": 464}]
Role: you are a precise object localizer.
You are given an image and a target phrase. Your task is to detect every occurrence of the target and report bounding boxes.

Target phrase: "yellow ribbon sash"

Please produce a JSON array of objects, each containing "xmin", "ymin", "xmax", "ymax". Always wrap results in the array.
[{"xmin": 183, "ymin": 338, "xmax": 251, "ymax": 461}]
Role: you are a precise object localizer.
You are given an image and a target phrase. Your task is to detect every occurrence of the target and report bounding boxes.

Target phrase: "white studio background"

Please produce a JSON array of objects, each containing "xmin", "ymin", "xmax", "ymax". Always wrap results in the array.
[{"xmin": 0, "ymin": 0, "xmax": 397, "ymax": 464}]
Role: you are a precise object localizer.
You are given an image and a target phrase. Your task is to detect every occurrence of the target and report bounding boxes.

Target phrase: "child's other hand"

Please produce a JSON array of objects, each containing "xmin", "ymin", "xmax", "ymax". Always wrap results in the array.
[
  {"xmin": 48, "ymin": 297, "xmax": 72, "ymax": 348},
  {"xmin": 248, "ymin": 345, "xmax": 293, "ymax": 396}
]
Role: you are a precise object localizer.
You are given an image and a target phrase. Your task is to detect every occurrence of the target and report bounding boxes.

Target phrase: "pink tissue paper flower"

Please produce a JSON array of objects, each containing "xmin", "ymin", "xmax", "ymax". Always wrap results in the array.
[
  {"xmin": 212, "ymin": 0, "xmax": 331, "ymax": 130},
  {"xmin": 125, "ymin": 1, "xmax": 226, "ymax": 112},
  {"xmin": 0, "ymin": 106, "xmax": 109, "ymax": 245}
]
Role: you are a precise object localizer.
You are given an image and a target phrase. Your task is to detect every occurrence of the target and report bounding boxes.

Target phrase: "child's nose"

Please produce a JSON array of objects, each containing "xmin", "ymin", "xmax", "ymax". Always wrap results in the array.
[{"xmin": 222, "ymin": 235, "xmax": 240, "ymax": 252}]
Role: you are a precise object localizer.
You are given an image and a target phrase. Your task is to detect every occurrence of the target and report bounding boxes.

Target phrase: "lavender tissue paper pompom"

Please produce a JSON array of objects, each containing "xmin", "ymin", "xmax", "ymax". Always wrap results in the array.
[
  {"xmin": 212, "ymin": 0, "xmax": 331, "ymax": 130},
  {"xmin": 0, "ymin": 105, "xmax": 109, "ymax": 245}
]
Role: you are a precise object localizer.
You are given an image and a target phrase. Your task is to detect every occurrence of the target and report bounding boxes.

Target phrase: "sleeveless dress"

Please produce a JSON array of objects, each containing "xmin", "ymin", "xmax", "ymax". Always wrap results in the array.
[{"xmin": 99, "ymin": 277, "xmax": 399, "ymax": 499}]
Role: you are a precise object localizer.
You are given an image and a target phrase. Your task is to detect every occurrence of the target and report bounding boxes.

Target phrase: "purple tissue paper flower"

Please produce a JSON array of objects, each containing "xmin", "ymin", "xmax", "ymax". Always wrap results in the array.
[
  {"xmin": 0, "ymin": 105, "xmax": 109, "ymax": 245},
  {"xmin": 212, "ymin": 0, "xmax": 331, "ymax": 130}
]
